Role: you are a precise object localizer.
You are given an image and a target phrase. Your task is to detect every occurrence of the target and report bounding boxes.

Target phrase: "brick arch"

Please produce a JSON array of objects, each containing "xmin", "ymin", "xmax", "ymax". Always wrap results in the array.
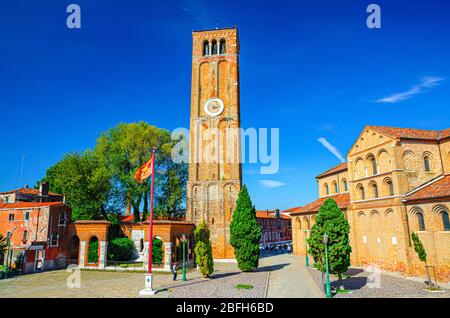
[
  {"xmin": 355, "ymin": 157, "xmax": 365, "ymax": 179},
  {"xmin": 377, "ymin": 149, "xmax": 390, "ymax": 173},
  {"xmin": 421, "ymin": 151, "xmax": 435, "ymax": 172},
  {"xmin": 382, "ymin": 177, "xmax": 394, "ymax": 196},
  {"xmin": 365, "ymin": 153, "xmax": 377, "ymax": 175},
  {"xmin": 368, "ymin": 180, "xmax": 379, "ymax": 198},
  {"xmin": 432, "ymin": 204, "xmax": 450, "ymax": 231},
  {"xmin": 402, "ymin": 150, "xmax": 417, "ymax": 171},
  {"xmin": 409, "ymin": 206, "xmax": 426, "ymax": 232}
]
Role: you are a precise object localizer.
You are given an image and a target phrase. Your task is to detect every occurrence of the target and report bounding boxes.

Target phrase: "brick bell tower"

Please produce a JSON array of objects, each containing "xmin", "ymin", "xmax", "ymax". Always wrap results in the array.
[{"xmin": 186, "ymin": 27, "xmax": 242, "ymax": 260}]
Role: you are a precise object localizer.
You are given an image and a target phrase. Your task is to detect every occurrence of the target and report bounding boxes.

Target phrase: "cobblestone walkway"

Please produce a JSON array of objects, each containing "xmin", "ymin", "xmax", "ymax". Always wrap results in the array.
[
  {"xmin": 262, "ymin": 253, "xmax": 323, "ymax": 298},
  {"xmin": 307, "ymin": 266, "xmax": 449, "ymax": 298}
]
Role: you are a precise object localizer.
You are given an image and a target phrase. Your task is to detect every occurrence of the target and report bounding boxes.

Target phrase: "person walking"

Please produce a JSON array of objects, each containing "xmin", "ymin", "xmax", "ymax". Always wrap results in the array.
[{"xmin": 171, "ymin": 263, "xmax": 177, "ymax": 281}]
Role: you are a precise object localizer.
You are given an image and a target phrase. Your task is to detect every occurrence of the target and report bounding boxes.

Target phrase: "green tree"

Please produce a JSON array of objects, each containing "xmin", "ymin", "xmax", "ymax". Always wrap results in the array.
[
  {"xmin": 194, "ymin": 220, "xmax": 214, "ymax": 277},
  {"xmin": 95, "ymin": 122, "xmax": 186, "ymax": 222},
  {"xmin": 152, "ymin": 238, "xmax": 163, "ymax": 264},
  {"xmin": 229, "ymin": 185, "xmax": 261, "ymax": 272},
  {"xmin": 41, "ymin": 150, "xmax": 111, "ymax": 220},
  {"xmin": 0, "ymin": 234, "xmax": 7, "ymax": 264},
  {"xmin": 87, "ymin": 239, "xmax": 99, "ymax": 263},
  {"xmin": 411, "ymin": 232, "xmax": 434, "ymax": 288},
  {"xmin": 308, "ymin": 198, "xmax": 352, "ymax": 290}
]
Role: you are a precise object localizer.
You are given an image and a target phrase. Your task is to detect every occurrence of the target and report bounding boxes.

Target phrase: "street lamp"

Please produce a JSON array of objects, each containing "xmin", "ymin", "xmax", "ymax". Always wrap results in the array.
[
  {"xmin": 181, "ymin": 234, "xmax": 187, "ymax": 282},
  {"xmin": 323, "ymin": 233, "xmax": 332, "ymax": 298},
  {"xmin": 304, "ymin": 230, "xmax": 309, "ymax": 267}
]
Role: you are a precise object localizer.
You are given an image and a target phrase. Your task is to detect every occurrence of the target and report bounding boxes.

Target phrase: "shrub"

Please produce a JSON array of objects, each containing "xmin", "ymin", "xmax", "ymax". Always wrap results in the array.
[
  {"xmin": 194, "ymin": 220, "xmax": 214, "ymax": 277},
  {"xmin": 108, "ymin": 237, "xmax": 134, "ymax": 261}
]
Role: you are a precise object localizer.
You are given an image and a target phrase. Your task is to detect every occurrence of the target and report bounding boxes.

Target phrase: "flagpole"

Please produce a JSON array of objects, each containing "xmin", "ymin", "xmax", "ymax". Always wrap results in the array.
[
  {"xmin": 148, "ymin": 147, "xmax": 156, "ymax": 273},
  {"xmin": 139, "ymin": 147, "xmax": 157, "ymax": 296}
]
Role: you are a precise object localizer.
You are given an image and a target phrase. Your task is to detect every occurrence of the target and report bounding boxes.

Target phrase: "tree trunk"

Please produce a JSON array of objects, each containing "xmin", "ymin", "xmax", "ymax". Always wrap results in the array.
[
  {"xmin": 143, "ymin": 189, "xmax": 149, "ymax": 221},
  {"xmin": 338, "ymin": 272, "xmax": 344, "ymax": 290},
  {"xmin": 425, "ymin": 261, "xmax": 434, "ymax": 288}
]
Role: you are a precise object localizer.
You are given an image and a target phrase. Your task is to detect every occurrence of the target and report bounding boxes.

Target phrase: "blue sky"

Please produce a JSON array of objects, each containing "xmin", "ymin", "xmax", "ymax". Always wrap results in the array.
[{"xmin": 0, "ymin": 0, "xmax": 449, "ymax": 211}]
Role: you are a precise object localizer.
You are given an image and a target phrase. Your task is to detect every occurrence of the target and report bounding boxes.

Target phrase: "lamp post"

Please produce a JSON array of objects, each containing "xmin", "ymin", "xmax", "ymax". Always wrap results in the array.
[
  {"xmin": 182, "ymin": 234, "xmax": 187, "ymax": 281},
  {"xmin": 323, "ymin": 233, "xmax": 332, "ymax": 298},
  {"xmin": 305, "ymin": 230, "xmax": 310, "ymax": 266}
]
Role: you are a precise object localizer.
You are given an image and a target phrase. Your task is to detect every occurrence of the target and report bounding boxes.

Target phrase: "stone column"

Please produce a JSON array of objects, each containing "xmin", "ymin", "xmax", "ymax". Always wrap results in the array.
[
  {"xmin": 164, "ymin": 242, "xmax": 173, "ymax": 271},
  {"xmin": 78, "ymin": 241, "xmax": 86, "ymax": 268},
  {"xmin": 98, "ymin": 241, "xmax": 108, "ymax": 269},
  {"xmin": 143, "ymin": 242, "xmax": 149, "ymax": 269}
]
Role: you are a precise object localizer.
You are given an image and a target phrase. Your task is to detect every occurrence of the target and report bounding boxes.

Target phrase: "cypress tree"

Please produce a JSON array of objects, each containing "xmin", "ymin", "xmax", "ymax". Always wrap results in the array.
[
  {"xmin": 308, "ymin": 198, "xmax": 352, "ymax": 290},
  {"xmin": 194, "ymin": 220, "xmax": 214, "ymax": 277},
  {"xmin": 230, "ymin": 185, "xmax": 261, "ymax": 272},
  {"xmin": 411, "ymin": 232, "xmax": 434, "ymax": 288}
]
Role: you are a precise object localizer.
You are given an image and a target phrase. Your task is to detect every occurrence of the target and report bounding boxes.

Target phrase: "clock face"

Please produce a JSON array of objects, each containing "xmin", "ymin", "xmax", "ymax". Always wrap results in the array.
[{"xmin": 204, "ymin": 98, "xmax": 224, "ymax": 117}]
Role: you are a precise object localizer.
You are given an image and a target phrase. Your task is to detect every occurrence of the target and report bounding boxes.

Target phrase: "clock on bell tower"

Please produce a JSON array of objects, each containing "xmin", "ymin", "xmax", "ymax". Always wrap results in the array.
[{"xmin": 186, "ymin": 27, "xmax": 242, "ymax": 260}]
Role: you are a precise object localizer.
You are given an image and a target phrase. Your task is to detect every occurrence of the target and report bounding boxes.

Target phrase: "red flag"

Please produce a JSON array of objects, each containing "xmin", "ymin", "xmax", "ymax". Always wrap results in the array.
[{"xmin": 134, "ymin": 157, "xmax": 154, "ymax": 183}]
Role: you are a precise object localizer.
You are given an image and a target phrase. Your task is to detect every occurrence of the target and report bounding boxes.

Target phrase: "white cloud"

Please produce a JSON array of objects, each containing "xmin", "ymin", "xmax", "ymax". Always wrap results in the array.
[
  {"xmin": 317, "ymin": 137, "xmax": 346, "ymax": 163},
  {"xmin": 259, "ymin": 180, "xmax": 286, "ymax": 189},
  {"xmin": 376, "ymin": 76, "xmax": 445, "ymax": 103}
]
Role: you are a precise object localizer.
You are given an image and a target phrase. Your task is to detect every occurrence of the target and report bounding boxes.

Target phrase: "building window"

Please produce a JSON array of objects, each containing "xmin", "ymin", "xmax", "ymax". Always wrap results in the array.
[
  {"xmin": 211, "ymin": 39, "xmax": 218, "ymax": 55},
  {"xmin": 23, "ymin": 230, "xmax": 28, "ymax": 242},
  {"xmin": 370, "ymin": 157, "xmax": 377, "ymax": 175},
  {"xmin": 59, "ymin": 212, "xmax": 66, "ymax": 226},
  {"xmin": 51, "ymin": 231, "xmax": 59, "ymax": 246},
  {"xmin": 357, "ymin": 185, "xmax": 365, "ymax": 200},
  {"xmin": 219, "ymin": 39, "xmax": 226, "ymax": 54},
  {"xmin": 417, "ymin": 212, "xmax": 426, "ymax": 231},
  {"xmin": 441, "ymin": 211, "xmax": 450, "ymax": 231},
  {"xmin": 333, "ymin": 182, "xmax": 338, "ymax": 194},
  {"xmin": 371, "ymin": 183, "xmax": 379, "ymax": 198},
  {"xmin": 203, "ymin": 40, "xmax": 210, "ymax": 56},
  {"xmin": 424, "ymin": 156, "xmax": 431, "ymax": 172},
  {"xmin": 25, "ymin": 211, "xmax": 30, "ymax": 221},
  {"xmin": 324, "ymin": 183, "xmax": 329, "ymax": 195},
  {"xmin": 343, "ymin": 180, "xmax": 348, "ymax": 192},
  {"xmin": 9, "ymin": 213, "xmax": 14, "ymax": 222}
]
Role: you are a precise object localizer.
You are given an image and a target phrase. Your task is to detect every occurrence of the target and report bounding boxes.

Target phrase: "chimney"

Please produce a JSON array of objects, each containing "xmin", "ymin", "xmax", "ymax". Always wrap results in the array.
[{"xmin": 39, "ymin": 181, "xmax": 49, "ymax": 197}]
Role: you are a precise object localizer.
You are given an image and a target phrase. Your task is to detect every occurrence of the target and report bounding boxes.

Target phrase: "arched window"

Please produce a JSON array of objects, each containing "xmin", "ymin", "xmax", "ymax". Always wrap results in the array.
[
  {"xmin": 324, "ymin": 183, "xmax": 329, "ymax": 195},
  {"xmin": 424, "ymin": 156, "xmax": 431, "ymax": 172},
  {"xmin": 211, "ymin": 39, "xmax": 218, "ymax": 55},
  {"xmin": 441, "ymin": 211, "xmax": 450, "ymax": 231},
  {"xmin": 371, "ymin": 183, "xmax": 379, "ymax": 198},
  {"xmin": 51, "ymin": 231, "xmax": 59, "ymax": 246},
  {"xmin": 388, "ymin": 180, "xmax": 394, "ymax": 196},
  {"xmin": 59, "ymin": 212, "xmax": 66, "ymax": 226},
  {"xmin": 332, "ymin": 181, "xmax": 338, "ymax": 194},
  {"xmin": 357, "ymin": 185, "xmax": 365, "ymax": 200},
  {"xmin": 203, "ymin": 40, "xmax": 210, "ymax": 56},
  {"xmin": 219, "ymin": 39, "xmax": 226, "ymax": 54},
  {"xmin": 343, "ymin": 180, "xmax": 348, "ymax": 192},
  {"xmin": 23, "ymin": 230, "xmax": 28, "ymax": 242},
  {"xmin": 369, "ymin": 156, "xmax": 377, "ymax": 175},
  {"xmin": 417, "ymin": 212, "xmax": 426, "ymax": 231}
]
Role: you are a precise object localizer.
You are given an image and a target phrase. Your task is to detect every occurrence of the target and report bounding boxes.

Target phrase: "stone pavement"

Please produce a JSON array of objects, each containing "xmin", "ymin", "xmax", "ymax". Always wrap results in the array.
[
  {"xmin": 0, "ymin": 253, "xmax": 323, "ymax": 298},
  {"xmin": 261, "ymin": 253, "xmax": 323, "ymax": 298},
  {"xmin": 307, "ymin": 265, "xmax": 449, "ymax": 298}
]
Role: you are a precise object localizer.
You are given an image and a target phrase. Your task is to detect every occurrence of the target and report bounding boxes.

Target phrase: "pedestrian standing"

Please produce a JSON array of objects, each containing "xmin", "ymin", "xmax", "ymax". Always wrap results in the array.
[{"xmin": 172, "ymin": 263, "xmax": 177, "ymax": 281}]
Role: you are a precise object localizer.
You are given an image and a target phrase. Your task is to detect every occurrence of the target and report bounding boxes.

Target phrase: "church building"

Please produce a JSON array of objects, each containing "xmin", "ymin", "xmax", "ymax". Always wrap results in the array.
[{"xmin": 290, "ymin": 126, "xmax": 450, "ymax": 281}]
